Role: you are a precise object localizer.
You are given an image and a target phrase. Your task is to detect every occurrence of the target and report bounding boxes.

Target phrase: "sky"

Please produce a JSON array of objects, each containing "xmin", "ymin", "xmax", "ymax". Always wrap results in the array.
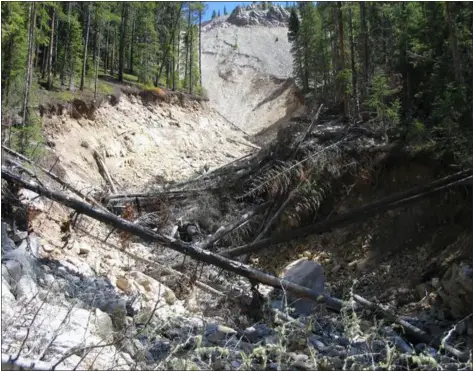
[{"xmin": 202, "ymin": 2, "xmax": 289, "ymax": 22}]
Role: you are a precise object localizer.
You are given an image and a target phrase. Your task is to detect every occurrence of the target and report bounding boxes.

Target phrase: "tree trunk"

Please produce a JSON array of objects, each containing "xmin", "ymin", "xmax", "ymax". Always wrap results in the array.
[
  {"xmin": 359, "ymin": 2, "xmax": 369, "ymax": 99},
  {"xmin": 348, "ymin": 6, "xmax": 357, "ymax": 116},
  {"xmin": 445, "ymin": 2, "xmax": 463, "ymax": 84},
  {"xmin": 199, "ymin": 8, "xmax": 202, "ymax": 90},
  {"xmin": 21, "ymin": 3, "xmax": 36, "ymax": 126},
  {"xmin": 118, "ymin": 2, "xmax": 127, "ymax": 82},
  {"xmin": 188, "ymin": 7, "xmax": 193, "ymax": 93},
  {"xmin": 129, "ymin": 17, "xmax": 135, "ymax": 75},
  {"xmin": 80, "ymin": 3, "xmax": 91, "ymax": 91},
  {"xmin": 104, "ymin": 27, "xmax": 109, "ymax": 74},
  {"xmin": 53, "ymin": 11, "xmax": 59, "ymax": 76},
  {"xmin": 94, "ymin": 28, "xmax": 101, "ymax": 99},
  {"xmin": 61, "ymin": 2, "xmax": 72, "ymax": 88},
  {"xmin": 111, "ymin": 27, "xmax": 115, "ymax": 77},
  {"xmin": 46, "ymin": 6, "xmax": 56, "ymax": 89},
  {"xmin": 337, "ymin": 2, "xmax": 347, "ymax": 116},
  {"xmin": 157, "ymin": 3, "xmax": 184, "ymax": 87}
]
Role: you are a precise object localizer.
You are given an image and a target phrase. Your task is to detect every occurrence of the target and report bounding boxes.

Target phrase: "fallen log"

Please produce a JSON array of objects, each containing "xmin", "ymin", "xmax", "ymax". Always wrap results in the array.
[
  {"xmin": 3, "ymin": 169, "xmax": 468, "ymax": 361},
  {"xmin": 105, "ymin": 187, "xmax": 220, "ymax": 202},
  {"xmin": 2, "ymin": 146, "xmax": 106, "ymax": 212},
  {"xmin": 1, "ymin": 167, "xmax": 343, "ymax": 311},
  {"xmin": 353, "ymin": 295, "xmax": 469, "ymax": 362},
  {"xmin": 223, "ymin": 169, "xmax": 473, "ymax": 258},
  {"xmin": 92, "ymin": 149, "xmax": 117, "ymax": 193},
  {"xmin": 199, "ymin": 203, "xmax": 267, "ymax": 249}
]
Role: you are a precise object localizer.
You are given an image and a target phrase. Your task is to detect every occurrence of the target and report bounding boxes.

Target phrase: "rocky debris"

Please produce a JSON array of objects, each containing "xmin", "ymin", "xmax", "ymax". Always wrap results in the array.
[
  {"xmin": 438, "ymin": 261, "xmax": 473, "ymax": 318},
  {"xmin": 227, "ymin": 5, "xmax": 290, "ymax": 27}
]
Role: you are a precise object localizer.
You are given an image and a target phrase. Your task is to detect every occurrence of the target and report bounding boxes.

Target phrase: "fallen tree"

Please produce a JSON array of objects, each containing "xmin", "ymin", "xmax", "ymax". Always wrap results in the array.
[
  {"xmin": 223, "ymin": 169, "xmax": 473, "ymax": 258},
  {"xmin": 2, "ymin": 166, "xmax": 470, "ymax": 360},
  {"xmin": 1, "ymin": 167, "xmax": 343, "ymax": 311}
]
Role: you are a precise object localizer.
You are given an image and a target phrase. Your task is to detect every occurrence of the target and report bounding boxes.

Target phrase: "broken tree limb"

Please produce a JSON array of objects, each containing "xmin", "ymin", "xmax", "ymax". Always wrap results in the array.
[
  {"xmin": 227, "ymin": 137, "xmax": 261, "ymax": 150},
  {"xmin": 105, "ymin": 187, "xmax": 220, "ymax": 202},
  {"xmin": 199, "ymin": 203, "xmax": 268, "ymax": 250},
  {"xmin": 92, "ymin": 149, "xmax": 117, "ymax": 193},
  {"xmin": 353, "ymin": 294, "xmax": 469, "ymax": 361},
  {"xmin": 223, "ymin": 169, "xmax": 473, "ymax": 258},
  {"xmin": 2, "ymin": 145, "xmax": 107, "ymax": 212},
  {"xmin": 2, "ymin": 167, "xmax": 343, "ymax": 311},
  {"xmin": 292, "ymin": 104, "xmax": 323, "ymax": 158}
]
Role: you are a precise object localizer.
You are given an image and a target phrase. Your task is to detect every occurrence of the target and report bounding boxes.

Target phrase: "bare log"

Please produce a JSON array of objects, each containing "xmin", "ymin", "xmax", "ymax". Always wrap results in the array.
[
  {"xmin": 292, "ymin": 104, "xmax": 323, "ymax": 158},
  {"xmin": 223, "ymin": 170, "xmax": 473, "ymax": 258},
  {"xmin": 92, "ymin": 149, "xmax": 117, "ymax": 193},
  {"xmin": 353, "ymin": 295, "xmax": 469, "ymax": 361},
  {"xmin": 105, "ymin": 187, "xmax": 219, "ymax": 202},
  {"xmin": 2, "ymin": 146, "xmax": 106, "ymax": 212},
  {"xmin": 199, "ymin": 203, "xmax": 267, "ymax": 250},
  {"xmin": 1, "ymin": 167, "xmax": 343, "ymax": 311}
]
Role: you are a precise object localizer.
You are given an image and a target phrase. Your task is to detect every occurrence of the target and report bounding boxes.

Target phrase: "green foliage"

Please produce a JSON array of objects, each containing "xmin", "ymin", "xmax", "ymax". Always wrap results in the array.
[{"xmin": 367, "ymin": 70, "xmax": 401, "ymax": 128}]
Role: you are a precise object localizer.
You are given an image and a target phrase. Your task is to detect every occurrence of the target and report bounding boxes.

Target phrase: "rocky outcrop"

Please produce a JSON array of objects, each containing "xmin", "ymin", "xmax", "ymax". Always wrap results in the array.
[{"xmin": 227, "ymin": 5, "xmax": 290, "ymax": 27}]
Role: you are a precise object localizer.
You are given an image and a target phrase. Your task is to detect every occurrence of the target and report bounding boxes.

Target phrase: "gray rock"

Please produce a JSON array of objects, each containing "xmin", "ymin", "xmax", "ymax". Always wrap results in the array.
[
  {"xmin": 279, "ymin": 258, "xmax": 325, "ymax": 317},
  {"xmin": 148, "ymin": 338, "xmax": 172, "ymax": 361},
  {"xmin": 205, "ymin": 323, "xmax": 237, "ymax": 343},
  {"xmin": 243, "ymin": 323, "xmax": 274, "ymax": 343},
  {"xmin": 227, "ymin": 5, "xmax": 289, "ymax": 27},
  {"xmin": 13, "ymin": 231, "xmax": 28, "ymax": 243},
  {"xmin": 308, "ymin": 336, "xmax": 326, "ymax": 351},
  {"xmin": 95, "ymin": 309, "xmax": 114, "ymax": 342},
  {"xmin": 15, "ymin": 275, "xmax": 38, "ymax": 300},
  {"xmin": 1, "ymin": 224, "xmax": 15, "ymax": 254}
]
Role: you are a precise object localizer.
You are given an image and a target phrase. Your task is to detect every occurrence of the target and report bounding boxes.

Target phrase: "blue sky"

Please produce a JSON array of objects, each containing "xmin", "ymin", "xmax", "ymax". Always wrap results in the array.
[{"xmin": 202, "ymin": 2, "xmax": 289, "ymax": 22}]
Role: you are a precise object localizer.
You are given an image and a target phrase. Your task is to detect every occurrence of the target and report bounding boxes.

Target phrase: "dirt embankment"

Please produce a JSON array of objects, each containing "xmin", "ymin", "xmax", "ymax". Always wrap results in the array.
[{"xmin": 38, "ymin": 87, "xmax": 256, "ymax": 195}]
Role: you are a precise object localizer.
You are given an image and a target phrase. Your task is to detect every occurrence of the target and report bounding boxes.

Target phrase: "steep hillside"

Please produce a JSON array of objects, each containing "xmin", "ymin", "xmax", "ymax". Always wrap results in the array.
[{"xmin": 201, "ymin": 5, "xmax": 303, "ymax": 136}]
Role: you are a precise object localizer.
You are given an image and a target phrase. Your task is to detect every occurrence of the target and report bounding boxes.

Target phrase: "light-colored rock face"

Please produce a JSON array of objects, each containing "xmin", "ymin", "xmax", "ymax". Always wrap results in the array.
[
  {"xmin": 202, "ymin": 10, "xmax": 298, "ymax": 136},
  {"xmin": 226, "ymin": 5, "xmax": 290, "ymax": 27}
]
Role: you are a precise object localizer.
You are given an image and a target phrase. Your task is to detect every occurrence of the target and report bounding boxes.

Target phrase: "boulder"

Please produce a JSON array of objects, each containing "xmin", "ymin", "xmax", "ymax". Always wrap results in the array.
[
  {"xmin": 279, "ymin": 258, "xmax": 325, "ymax": 317},
  {"xmin": 438, "ymin": 261, "xmax": 473, "ymax": 318}
]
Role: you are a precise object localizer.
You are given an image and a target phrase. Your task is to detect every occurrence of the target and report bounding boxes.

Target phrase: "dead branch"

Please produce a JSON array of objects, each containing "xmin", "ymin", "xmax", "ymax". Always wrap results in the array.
[
  {"xmin": 92, "ymin": 149, "xmax": 117, "ymax": 193},
  {"xmin": 199, "ymin": 203, "xmax": 267, "ymax": 250},
  {"xmin": 105, "ymin": 187, "xmax": 219, "ymax": 202},
  {"xmin": 224, "ymin": 169, "xmax": 473, "ymax": 258},
  {"xmin": 353, "ymin": 294, "xmax": 469, "ymax": 361},
  {"xmin": 292, "ymin": 104, "xmax": 323, "ymax": 158},
  {"xmin": 2, "ymin": 146, "xmax": 106, "ymax": 212},
  {"xmin": 2, "ymin": 167, "xmax": 344, "ymax": 311}
]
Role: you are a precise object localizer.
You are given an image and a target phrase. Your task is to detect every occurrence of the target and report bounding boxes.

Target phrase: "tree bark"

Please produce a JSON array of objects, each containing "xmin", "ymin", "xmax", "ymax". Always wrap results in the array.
[
  {"xmin": 348, "ymin": 7, "xmax": 357, "ymax": 116},
  {"xmin": 337, "ymin": 2, "xmax": 348, "ymax": 116},
  {"xmin": 80, "ymin": 3, "xmax": 91, "ymax": 91},
  {"xmin": 118, "ymin": 2, "xmax": 128, "ymax": 82},
  {"xmin": 94, "ymin": 28, "xmax": 101, "ymax": 99},
  {"xmin": 199, "ymin": 7, "xmax": 202, "ymax": 89},
  {"xmin": 359, "ymin": 2, "xmax": 369, "ymax": 99},
  {"xmin": 129, "ymin": 17, "xmax": 135, "ymax": 75},
  {"xmin": 46, "ymin": 6, "xmax": 56, "ymax": 89},
  {"xmin": 188, "ymin": 6, "xmax": 193, "ymax": 94},
  {"xmin": 21, "ymin": 3, "xmax": 36, "ymax": 126},
  {"xmin": 445, "ymin": 2, "xmax": 463, "ymax": 85}
]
